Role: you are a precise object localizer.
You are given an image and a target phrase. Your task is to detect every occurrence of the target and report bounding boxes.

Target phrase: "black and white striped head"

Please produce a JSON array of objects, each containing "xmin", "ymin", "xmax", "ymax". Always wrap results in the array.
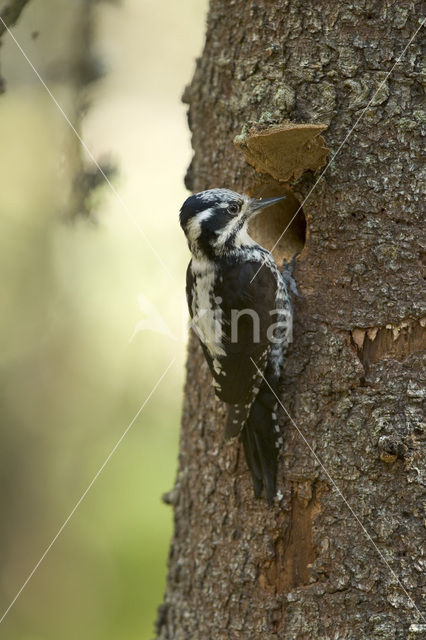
[{"xmin": 180, "ymin": 188, "xmax": 284, "ymax": 258}]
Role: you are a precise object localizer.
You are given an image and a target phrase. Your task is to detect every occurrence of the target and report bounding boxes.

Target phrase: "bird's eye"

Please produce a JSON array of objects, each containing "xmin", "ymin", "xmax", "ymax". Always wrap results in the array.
[{"xmin": 228, "ymin": 203, "xmax": 240, "ymax": 214}]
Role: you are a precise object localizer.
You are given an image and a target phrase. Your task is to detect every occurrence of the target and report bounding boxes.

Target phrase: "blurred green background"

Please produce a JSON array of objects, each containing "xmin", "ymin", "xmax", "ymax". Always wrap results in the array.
[{"xmin": 0, "ymin": 0, "xmax": 207, "ymax": 638}]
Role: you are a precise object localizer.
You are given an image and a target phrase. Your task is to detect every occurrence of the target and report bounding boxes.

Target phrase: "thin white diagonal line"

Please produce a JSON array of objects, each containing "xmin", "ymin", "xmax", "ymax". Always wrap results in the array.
[
  {"xmin": 250, "ymin": 357, "xmax": 426, "ymax": 623},
  {"xmin": 0, "ymin": 356, "xmax": 176, "ymax": 625},
  {"xmin": 0, "ymin": 16, "xmax": 175, "ymax": 282},
  {"xmin": 250, "ymin": 16, "xmax": 425, "ymax": 284}
]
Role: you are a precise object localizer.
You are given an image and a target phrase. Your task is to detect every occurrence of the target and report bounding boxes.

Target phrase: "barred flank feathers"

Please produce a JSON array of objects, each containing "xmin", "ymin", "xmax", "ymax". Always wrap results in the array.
[
  {"xmin": 224, "ymin": 366, "xmax": 265, "ymax": 439},
  {"xmin": 225, "ymin": 402, "xmax": 251, "ymax": 439}
]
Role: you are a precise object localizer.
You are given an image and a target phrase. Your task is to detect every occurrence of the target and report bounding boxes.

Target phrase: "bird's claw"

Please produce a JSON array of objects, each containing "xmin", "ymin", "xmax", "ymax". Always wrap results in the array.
[{"xmin": 281, "ymin": 253, "xmax": 301, "ymax": 297}]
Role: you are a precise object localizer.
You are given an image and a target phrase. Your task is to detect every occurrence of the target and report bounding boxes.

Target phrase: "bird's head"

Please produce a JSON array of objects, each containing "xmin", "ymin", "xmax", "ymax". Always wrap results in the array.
[{"xmin": 180, "ymin": 188, "xmax": 284, "ymax": 258}]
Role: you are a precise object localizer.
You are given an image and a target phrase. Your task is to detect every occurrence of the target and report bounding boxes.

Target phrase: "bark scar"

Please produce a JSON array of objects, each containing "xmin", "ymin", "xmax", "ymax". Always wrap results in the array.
[
  {"xmin": 259, "ymin": 481, "xmax": 323, "ymax": 595},
  {"xmin": 350, "ymin": 317, "xmax": 425, "ymax": 370}
]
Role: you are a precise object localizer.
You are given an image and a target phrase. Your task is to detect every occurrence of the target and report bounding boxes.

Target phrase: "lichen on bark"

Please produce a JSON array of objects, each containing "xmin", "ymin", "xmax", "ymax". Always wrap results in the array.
[{"xmin": 157, "ymin": 2, "xmax": 425, "ymax": 639}]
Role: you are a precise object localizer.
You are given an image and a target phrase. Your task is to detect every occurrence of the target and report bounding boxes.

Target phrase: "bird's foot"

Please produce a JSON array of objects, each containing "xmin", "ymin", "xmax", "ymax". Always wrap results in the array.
[{"xmin": 281, "ymin": 253, "xmax": 301, "ymax": 297}]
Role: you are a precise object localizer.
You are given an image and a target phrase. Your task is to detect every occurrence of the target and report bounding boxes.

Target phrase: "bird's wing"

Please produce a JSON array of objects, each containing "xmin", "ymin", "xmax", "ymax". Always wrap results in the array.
[{"xmin": 205, "ymin": 260, "xmax": 277, "ymax": 405}]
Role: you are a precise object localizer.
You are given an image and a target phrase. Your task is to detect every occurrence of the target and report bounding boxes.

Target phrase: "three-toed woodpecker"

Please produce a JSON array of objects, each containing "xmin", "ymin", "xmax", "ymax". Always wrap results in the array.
[{"xmin": 180, "ymin": 188, "xmax": 297, "ymax": 502}]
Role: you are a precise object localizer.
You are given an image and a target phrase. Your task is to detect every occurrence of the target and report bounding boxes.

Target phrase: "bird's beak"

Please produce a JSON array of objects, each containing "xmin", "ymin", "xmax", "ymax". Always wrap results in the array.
[{"xmin": 246, "ymin": 195, "xmax": 286, "ymax": 218}]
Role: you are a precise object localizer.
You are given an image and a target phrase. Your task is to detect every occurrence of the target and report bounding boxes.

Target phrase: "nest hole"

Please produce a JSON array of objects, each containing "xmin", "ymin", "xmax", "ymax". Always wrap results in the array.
[{"xmin": 247, "ymin": 182, "xmax": 306, "ymax": 265}]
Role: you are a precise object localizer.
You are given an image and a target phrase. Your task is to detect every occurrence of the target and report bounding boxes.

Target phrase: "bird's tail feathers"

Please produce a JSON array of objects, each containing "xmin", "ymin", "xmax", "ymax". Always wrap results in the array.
[{"xmin": 241, "ymin": 384, "xmax": 279, "ymax": 503}]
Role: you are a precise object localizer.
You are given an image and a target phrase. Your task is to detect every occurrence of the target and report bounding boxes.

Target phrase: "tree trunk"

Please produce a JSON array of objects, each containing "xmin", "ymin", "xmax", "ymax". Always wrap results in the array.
[
  {"xmin": 0, "ymin": 0, "xmax": 110, "ymax": 613},
  {"xmin": 157, "ymin": 2, "xmax": 425, "ymax": 638}
]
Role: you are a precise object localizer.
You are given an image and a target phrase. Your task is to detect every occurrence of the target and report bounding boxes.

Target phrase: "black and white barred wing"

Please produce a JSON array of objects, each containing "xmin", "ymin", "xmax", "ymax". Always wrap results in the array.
[{"xmin": 186, "ymin": 260, "xmax": 277, "ymax": 434}]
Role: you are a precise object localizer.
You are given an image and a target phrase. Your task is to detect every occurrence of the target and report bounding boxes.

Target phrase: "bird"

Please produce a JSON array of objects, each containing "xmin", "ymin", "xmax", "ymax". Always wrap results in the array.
[{"xmin": 180, "ymin": 188, "xmax": 297, "ymax": 502}]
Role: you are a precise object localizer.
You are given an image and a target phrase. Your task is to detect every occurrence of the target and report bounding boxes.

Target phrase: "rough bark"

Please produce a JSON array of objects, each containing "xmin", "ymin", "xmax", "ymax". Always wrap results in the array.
[{"xmin": 157, "ymin": 2, "xmax": 425, "ymax": 639}]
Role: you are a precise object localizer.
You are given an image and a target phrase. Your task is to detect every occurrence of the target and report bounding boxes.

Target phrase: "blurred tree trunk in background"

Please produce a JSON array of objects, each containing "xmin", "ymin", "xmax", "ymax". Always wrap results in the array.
[
  {"xmin": 0, "ymin": 0, "xmax": 107, "ymax": 607},
  {"xmin": 0, "ymin": 0, "xmax": 110, "ymax": 220},
  {"xmin": 0, "ymin": 1, "xmax": 30, "ymax": 39},
  {"xmin": 157, "ymin": 1, "xmax": 425, "ymax": 638}
]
